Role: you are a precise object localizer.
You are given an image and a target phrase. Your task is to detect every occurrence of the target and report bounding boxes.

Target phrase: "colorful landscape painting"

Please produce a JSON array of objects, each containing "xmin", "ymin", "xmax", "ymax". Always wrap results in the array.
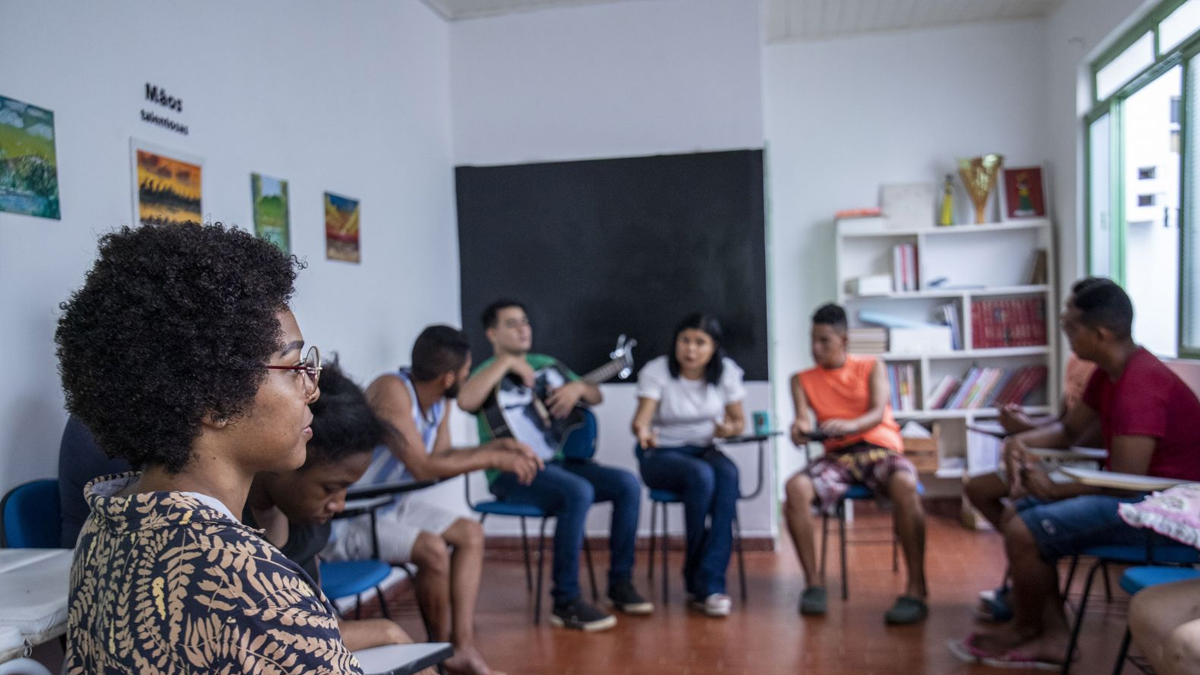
[
  {"xmin": 0, "ymin": 95, "xmax": 60, "ymax": 219},
  {"xmin": 134, "ymin": 144, "xmax": 202, "ymax": 227},
  {"xmin": 324, "ymin": 191, "xmax": 360, "ymax": 263},
  {"xmin": 252, "ymin": 173, "xmax": 290, "ymax": 253}
]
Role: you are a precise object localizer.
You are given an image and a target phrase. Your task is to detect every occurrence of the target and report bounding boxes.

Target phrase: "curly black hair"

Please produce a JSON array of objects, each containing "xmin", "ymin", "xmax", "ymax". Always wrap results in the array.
[
  {"xmin": 55, "ymin": 223, "xmax": 304, "ymax": 474},
  {"xmin": 304, "ymin": 359, "xmax": 389, "ymax": 467}
]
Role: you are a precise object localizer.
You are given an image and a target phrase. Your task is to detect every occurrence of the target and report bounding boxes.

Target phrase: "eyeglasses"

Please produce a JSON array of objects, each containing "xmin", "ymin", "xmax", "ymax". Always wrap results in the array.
[{"xmin": 264, "ymin": 345, "xmax": 321, "ymax": 397}]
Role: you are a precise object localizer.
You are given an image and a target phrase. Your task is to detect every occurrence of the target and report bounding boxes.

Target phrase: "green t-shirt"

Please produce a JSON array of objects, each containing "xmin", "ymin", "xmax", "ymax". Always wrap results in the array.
[{"xmin": 472, "ymin": 353, "xmax": 580, "ymax": 483}]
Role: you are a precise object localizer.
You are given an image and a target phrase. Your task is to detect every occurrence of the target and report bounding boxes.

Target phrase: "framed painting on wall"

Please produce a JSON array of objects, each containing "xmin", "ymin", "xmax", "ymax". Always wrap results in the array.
[
  {"xmin": 324, "ymin": 191, "xmax": 360, "ymax": 263},
  {"xmin": 130, "ymin": 139, "xmax": 203, "ymax": 227}
]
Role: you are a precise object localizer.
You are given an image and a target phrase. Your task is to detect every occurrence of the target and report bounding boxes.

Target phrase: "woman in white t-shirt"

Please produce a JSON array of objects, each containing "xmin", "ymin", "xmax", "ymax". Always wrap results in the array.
[{"xmin": 631, "ymin": 313, "xmax": 746, "ymax": 617}]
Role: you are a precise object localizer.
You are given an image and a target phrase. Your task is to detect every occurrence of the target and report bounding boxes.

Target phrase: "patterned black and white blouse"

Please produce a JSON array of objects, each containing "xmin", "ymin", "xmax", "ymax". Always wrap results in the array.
[{"xmin": 66, "ymin": 473, "xmax": 363, "ymax": 675}]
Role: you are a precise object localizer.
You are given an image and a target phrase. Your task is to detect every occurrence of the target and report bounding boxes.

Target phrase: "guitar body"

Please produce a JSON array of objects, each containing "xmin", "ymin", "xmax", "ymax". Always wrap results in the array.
[{"xmin": 477, "ymin": 337, "xmax": 636, "ymax": 462}]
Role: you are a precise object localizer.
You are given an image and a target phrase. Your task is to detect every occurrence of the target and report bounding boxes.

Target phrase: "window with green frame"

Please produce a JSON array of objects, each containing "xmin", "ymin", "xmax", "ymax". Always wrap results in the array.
[{"xmin": 1087, "ymin": 0, "xmax": 1200, "ymax": 358}]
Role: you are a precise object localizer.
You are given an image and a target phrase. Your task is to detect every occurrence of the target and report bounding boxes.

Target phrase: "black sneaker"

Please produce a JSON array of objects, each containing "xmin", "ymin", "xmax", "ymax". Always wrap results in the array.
[
  {"xmin": 550, "ymin": 597, "xmax": 618, "ymax": 631},
  {"xmin": 608, "ymin": 580, "xmax": 654, "ymax": 615}
]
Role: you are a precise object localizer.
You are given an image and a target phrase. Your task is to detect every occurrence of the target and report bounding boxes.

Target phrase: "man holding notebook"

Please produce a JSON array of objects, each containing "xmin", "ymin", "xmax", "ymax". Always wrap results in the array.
[{"xmin": 951, "ymin": 277, "xmax": 1200, "ymax": 669}]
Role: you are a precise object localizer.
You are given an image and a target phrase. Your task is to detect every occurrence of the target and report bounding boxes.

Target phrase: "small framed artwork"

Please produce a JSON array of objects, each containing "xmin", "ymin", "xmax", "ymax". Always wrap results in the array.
[
  {"xmin": 999, "ymin": 166, "xmax": 1048, "ymax": 221},
  {"xmin": 130, "ymin": 138, "xmax": 203, "ymax": 227}
]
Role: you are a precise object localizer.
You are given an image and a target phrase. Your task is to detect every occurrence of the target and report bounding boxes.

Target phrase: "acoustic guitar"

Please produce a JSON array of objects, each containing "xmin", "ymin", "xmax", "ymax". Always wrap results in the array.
[{"xmin": 480, "ymin": 336, "xmax": 636, "ymax": 460}]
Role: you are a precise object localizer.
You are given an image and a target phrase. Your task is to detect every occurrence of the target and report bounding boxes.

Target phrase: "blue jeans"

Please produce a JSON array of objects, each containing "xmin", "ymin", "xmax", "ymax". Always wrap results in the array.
[
  {"xmin": 1015, "ymin": 494, "xmax": 1195, "ymax": 562},
  {"xmin": 490, "ymin": 460, "xmax": 641, "ymax": 606},
  {"xmin": 637, "ymin": 444, "xmax": 739, "ymax": 596}
]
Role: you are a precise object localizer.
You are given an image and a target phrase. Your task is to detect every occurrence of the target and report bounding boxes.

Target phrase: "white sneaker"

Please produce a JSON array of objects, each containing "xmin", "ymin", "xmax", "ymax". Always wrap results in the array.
[{"xmin": 690, "ymin": 593, "xmax": 732, "ymax": 617}]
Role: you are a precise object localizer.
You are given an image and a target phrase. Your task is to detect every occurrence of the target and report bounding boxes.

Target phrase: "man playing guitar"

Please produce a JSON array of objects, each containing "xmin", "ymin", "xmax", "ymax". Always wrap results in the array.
[{"xmin": 458, "ymin": 299, "xmax": 653, "ymax": 631}]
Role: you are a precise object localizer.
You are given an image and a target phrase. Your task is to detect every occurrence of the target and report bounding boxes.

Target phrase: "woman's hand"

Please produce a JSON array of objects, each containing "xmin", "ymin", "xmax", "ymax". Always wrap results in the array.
[
  {"xmin": 635, "ymin": 425, "xmax": 658, "ymax": 450},
  {"xmin": 714, "ymin": 418, "xmax": 738, "ymax": 439}
]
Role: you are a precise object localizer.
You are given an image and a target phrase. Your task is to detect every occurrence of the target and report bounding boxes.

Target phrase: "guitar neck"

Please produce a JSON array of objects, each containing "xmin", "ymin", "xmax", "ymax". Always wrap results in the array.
[{"xmin": 582, "ymin": 357, "xmax": 627, "ymax": 385}]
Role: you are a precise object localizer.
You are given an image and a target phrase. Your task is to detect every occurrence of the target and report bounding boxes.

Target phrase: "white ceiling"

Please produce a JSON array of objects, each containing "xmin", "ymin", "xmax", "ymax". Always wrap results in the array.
[
  {"xmin": 423, "ymin": 0, "xmax": 1062, "ymax": 41},
  {"xmin": 766, "ymin": 0, "xmax": 1062, "ymax": 42},
  {"xmin": 420, "ymin": 0, "xmax": 648, "ymax": 21}
]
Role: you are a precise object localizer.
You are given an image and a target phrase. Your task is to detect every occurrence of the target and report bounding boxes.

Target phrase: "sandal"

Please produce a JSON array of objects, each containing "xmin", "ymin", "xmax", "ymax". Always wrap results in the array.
[{"xmin": 884, "ymin": 595, "xmax": 928, "ymax": 625}]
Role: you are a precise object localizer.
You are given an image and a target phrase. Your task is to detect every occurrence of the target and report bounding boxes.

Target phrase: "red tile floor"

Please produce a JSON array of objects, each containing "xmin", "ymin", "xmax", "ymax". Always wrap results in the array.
[
  {"xmin": 31, "ymin": 505, "xmax": 1137, "ymax": 674},
  {"xmin": 367, "ymin": 505, "xmax": 1139, "ymax": 675}
]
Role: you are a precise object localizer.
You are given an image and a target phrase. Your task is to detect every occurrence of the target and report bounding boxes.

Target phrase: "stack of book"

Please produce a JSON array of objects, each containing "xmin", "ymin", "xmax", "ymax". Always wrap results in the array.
[
  {"xmin": 972, "ymin": 298, "xmax": 1047, "ymax": 348},
  {"xmin": 891, "ymin": 243, "xmax": 918, "ymax": 292},
  {"xmin": 886, "ymin": 363, "xmax": 918, "ymax": 412},
  {"xmin": 929, "ymin": 365, "xmax": 1047, "ymax": 410},
  {"xmin": 848, "ymin": 327, "xmax": 888, "ymax": 354}
]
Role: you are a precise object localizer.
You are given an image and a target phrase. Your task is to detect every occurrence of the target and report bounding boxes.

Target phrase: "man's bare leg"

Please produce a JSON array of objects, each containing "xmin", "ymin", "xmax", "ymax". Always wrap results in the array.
[
  {"xmin": 888, "ymin": 471, "xmax": 927, "ymax": 599},
  {"xmin": 438, "ymin": 518, "xmax": 500, "ymax": 675},
  {"xmin": 972, "ymin": 516, "xmax": 1070, "ymax": 661},
  {"xmin": 784, "ymin": 473, "xmax": 821, "ymax": 587}
]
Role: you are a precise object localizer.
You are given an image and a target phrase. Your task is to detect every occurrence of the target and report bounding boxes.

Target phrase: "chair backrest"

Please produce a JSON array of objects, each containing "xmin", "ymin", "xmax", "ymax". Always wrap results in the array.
[
  {"xmin": 560, "ymin": 409, "xmax": 598, "ymax": 460},
  {"xmin": 0, "ymin": 479, "xmax": 63, "ymax": 548}
]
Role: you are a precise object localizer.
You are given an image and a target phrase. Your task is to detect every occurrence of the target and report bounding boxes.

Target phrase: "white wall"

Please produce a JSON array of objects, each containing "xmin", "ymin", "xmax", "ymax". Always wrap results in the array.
[
  {"xmin": 763, "ymin": 20, "xmax": 1053, "ymax": 481},
  {"xmin": 451, "ymin": 0, "xmax": 764, "ymax": 165},
  {"xmin": 1043, "ymin": 0, "xmax": 1155, "ymax": 287},
  {"xmin": 447, "ymin": 0, "xmax": 774, "ymax": 537},
  {"xmin": 0, "ymin": 1, "xmax": 459, "ymax": 497}
]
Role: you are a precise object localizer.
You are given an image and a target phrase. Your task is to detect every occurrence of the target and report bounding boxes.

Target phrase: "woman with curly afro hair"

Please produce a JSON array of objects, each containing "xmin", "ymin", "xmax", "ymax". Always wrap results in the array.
[{"xmin": 56, "ymin": 223, "xmax": 363, "ymax": 675}]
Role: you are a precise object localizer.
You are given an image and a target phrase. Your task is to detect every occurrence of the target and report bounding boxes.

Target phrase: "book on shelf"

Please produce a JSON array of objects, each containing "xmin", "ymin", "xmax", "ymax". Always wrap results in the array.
[
  {"xmin": 972, "ymin": 297, "xmax": 1047, "ymax": 349},
  {"xmin": 1028, "ymin": 249, "xmax": 1048, "ymax": 285},
  {"xmin": 941, "ymin": 302, "xmax": 962, "ymax": 350},
  {"xmin": 936, "ymin": 365, "xmax": 1047, "ymax": 410},
  {"xmin": 891, "ymin": 243, "xmax": 918, "ymax": 292},
  {"xmin": 926, "ymin": 375, "xmax": 960, "ymax": 410},
  {"xmin": 849, "ymin": 327, "xmax": 888, "ymax": 355},
  {"xmin": 886, "ymin": 363, "xmax": 918, "ymax": 412}
]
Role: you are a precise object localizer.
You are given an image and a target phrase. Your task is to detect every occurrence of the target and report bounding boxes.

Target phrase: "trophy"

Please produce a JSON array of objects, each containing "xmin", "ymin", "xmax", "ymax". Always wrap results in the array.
[{"xmin": 957, "ymin": 154, "xmax": 1004, "ymax": 224}]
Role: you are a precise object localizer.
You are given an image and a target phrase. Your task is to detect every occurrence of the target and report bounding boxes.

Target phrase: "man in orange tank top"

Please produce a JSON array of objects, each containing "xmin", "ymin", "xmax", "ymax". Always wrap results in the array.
[{"xmin": 783, "ymin": 304, "xmax": 928, "ymax": 625}]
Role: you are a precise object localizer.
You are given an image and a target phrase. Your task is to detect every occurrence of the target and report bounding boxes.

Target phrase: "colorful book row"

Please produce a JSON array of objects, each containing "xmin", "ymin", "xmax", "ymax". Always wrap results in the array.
[{"xmin": 929, "ymin": 365, "xmax": 1048, "ymax": 410}]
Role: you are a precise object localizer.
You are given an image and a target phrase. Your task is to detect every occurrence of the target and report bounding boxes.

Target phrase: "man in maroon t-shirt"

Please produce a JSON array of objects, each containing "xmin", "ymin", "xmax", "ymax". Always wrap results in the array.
[{"xmin": 952, "ymin": 278, "xmax": 1200, "ymax": 669}]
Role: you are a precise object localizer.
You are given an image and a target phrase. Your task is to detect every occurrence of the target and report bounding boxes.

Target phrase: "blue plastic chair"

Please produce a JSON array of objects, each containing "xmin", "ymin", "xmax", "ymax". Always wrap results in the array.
[
  {"xmin": 465, "ymin": 471, "xmax": 598, "ymax": 624},
  {"xmin": 820, "ymin": 482, "xmax": 925, "ymax": 600},
  {"xmin": 1061, "ymin": 542, "xmax": 1200, "ymax": 675},
  {"xmin": 319, "ymin": 559, "xmax": 394, "ymax": 620},
  {"xmin": 1109, "ymin": 566, "xmax": 1200, "ymax": 675},
  {"xmin": 645, "ymin": 488, "xmax": 747, "ymax": 605},
  {"xmin": 0, "ymin": 479, "xmax": 63, "ymax": 549}
]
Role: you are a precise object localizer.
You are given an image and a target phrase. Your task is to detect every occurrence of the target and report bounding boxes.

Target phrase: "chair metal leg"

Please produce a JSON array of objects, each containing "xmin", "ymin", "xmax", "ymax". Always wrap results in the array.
[
  {"xmin": 648, "ymin": 501, "xmax": 658, "ymax": 582},
  {"xmin": 375, "ymin": 584, "xmax": 392, "ymax": 620},
  {"xmin": 839, "ymin": 501, "xmax": 849, "ymax": 601},
  {"xmin": 662, "ymin": 504, "xmax": 671, "ymax": 604},
  {"xmin": 1063, "ymin": 559, "xmax": 1105, "ymax": 675},
  {"xmin": 355, "ymin": 592, "xmax": 363, "ymax": 620},
  {"xmin": 892, "ymin": 532, "xmax": 899, "ymax": 573},
  {"xmin": 583, "ymin": 537, "xmax": 599, "ymax": 602},
  {"xmin": 1111, "ymin": 627, "xmax": 1132, "ymax": 675},
  {"xmin": 520, "ymin": 517, "xmax": 533, "ymax": 592},
  {"xmin": 819, "ymin": 511, "xmax": 829, "ymax": 583},
  {"xmin": 534, "ymin": 518, "xmax": 549, "ymax": 624},
  {"xmin": 733, "ymin": 512, "xmax": 747, "ymax": 604},
  {"xmin": 1101, "ymin": 560, "xmax": 1113, "ymax": 601},
  {"xmin": 1063, "ymin": 555, "xmax": 1080, "ymax": 598}
]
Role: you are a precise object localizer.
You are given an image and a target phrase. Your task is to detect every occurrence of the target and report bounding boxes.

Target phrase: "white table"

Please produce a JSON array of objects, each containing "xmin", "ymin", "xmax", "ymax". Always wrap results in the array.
[
  {"xmin": 353, "ymin": 642, "xmax": 453, "ymax": 675},
  {"xmin": 0, "ymin": 549, "xmax": 72, "ymax": 675}
]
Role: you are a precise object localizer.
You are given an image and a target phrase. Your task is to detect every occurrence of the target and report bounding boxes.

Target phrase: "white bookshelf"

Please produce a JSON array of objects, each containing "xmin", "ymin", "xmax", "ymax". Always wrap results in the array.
[{"xmin": 835, "ymin": 218, "xmax": 1059, "ymax": 478}]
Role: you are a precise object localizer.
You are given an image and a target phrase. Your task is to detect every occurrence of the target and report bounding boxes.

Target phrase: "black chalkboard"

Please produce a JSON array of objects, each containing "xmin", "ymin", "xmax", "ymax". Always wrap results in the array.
[{"xmin": 455, "ymin": 149, "xmax": 768, "ymax": 381}]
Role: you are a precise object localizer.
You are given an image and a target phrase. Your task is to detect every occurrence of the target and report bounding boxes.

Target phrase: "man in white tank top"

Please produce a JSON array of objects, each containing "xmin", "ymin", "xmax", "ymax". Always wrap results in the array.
[{"xmin": 324, "ymin": 326, "xmax": 540, "ymax": 675}]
